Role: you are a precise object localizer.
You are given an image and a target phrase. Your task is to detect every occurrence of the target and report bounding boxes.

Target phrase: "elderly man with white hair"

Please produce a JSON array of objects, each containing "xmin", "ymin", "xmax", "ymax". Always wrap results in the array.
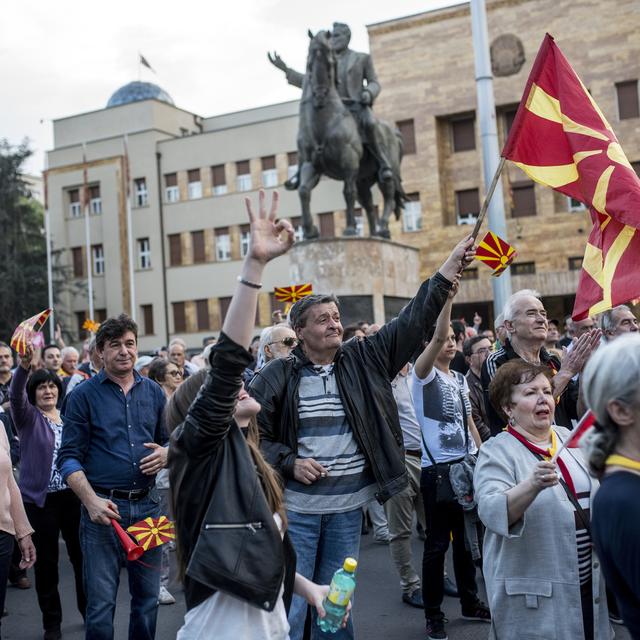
[
  {"xmin": 257, "ymin": 324, "xmax": 298, "ymax": 369},
  {"xmin": 481, "ymin": 289, "xmax": 600, "ymax": 435},
  {"xmin": 598, "ymin": 304, "xmax": 639, "ymax": 342}
]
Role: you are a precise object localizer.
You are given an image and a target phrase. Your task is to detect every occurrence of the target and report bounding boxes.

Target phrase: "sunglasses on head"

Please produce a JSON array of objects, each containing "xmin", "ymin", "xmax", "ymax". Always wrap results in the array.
[{"xmin": 269, "ymin": 337, "xmax": 298, "ymax": 348}]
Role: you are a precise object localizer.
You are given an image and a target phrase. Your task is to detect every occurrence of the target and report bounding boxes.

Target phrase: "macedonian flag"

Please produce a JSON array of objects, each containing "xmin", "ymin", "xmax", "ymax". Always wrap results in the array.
[
  {"xmin": 274, "ymin": 284, "xmax": 313, "ymax": 303},
  {"xmin": 127, "ymin": 516, "xmax": 175, "ymax": 551},
  {"xmin": 10, "ymin": 309, "xmax": 52, "ymax": 356},
  {"xmin": 503, "ymin": 34, "xmax": 640, "ymax": 320},
  {"xmin": 475, "ymin": 231, "xmax": 517, "ymax": 277}
]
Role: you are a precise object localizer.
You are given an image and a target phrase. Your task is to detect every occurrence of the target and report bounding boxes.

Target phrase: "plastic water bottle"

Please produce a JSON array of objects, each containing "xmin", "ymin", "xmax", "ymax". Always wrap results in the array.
[{"xmin": 317, "ymin": 557, "xmax": 358, "ymax": 633}]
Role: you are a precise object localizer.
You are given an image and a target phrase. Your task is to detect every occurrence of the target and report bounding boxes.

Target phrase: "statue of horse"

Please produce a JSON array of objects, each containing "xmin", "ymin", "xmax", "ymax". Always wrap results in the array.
[{"xmin": 295, "ymin": 30, "xmax": 405, "ymax": 240}]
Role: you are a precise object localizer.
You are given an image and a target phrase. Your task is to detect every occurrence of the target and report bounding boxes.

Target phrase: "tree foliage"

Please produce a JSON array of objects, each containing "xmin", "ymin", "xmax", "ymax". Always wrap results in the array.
[{"xmin": 0, "ymin": 140, "xmax": 48, "ymax": 341}]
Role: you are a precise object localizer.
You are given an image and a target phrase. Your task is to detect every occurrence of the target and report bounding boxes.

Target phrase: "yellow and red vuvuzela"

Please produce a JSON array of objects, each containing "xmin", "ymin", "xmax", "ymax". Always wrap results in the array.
[
  {"xmin": 502, "ymin": 33, "xmax": 640, "ymax": 320},
  {"xmin": 474, "ymin": 231, "xmax": 517, "ymax": 277},
  {"xmin": 10, "ymin": 308, "xmax": 52, "ymax": 356},
  {"xmin": 127, "ymin": 516, "xmax": 175, "ymax": 551},
  {"xmin": 273, "ymin": 283, "xmax": 313, "ymax": 303}
]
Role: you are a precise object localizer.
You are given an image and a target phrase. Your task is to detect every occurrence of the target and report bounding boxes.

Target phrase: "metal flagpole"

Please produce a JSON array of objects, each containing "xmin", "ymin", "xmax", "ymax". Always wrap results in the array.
[
  {"xmin": 470, "ymin": 0, "xmax": 512, "ymax": 315},
  {"xmin": 82, "ymin": 143, "xmax": 95, "ymax": 320},
  {"xmin": 123, "ymin": 135, "xmax": 137, "ymax": 321},
  {"xmin": 43, "ymin": 165, "xmax": 55, "ymax": 342}
]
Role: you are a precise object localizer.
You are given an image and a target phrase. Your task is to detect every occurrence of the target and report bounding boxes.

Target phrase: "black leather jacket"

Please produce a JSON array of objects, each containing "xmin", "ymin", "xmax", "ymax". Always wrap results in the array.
[
  {"xmin": 168, "ymin": 334, "xmax": 295, "ymax": 612},
  {"xmin": 249, "ymin": 273, "xmax": 452, "ymax": 504}
]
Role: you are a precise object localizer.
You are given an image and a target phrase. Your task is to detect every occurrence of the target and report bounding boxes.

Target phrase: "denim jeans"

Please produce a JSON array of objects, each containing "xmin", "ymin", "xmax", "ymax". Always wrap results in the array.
[
  {"xmin": 287, "ymin": 508, "xmax": 362, "ymax": 640},
  {"xmin": 80, "ymin": 491, "xmax": 162, "ymax": 640}
]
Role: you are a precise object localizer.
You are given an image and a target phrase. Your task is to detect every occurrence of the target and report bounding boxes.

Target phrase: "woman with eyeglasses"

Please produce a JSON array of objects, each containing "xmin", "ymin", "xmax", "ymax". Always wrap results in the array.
[{"xmin": 148, "ymin": 358, "xmax": 184, "ymax": 399}]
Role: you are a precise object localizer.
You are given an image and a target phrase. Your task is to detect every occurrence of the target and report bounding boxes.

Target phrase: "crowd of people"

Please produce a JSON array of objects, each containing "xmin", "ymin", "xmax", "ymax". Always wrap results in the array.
[{"xmin": 0, "ymin": 190, "xmax": 638, "ymax": 640}]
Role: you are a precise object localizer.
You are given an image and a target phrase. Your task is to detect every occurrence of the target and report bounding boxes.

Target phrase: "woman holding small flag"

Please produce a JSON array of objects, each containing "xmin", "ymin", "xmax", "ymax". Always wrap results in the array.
[
  {"xmin": 583, "ymin": 333, "xmax": 640, "ymax": 639},
  {"xmin": 474, "ymin": 359, "xmax": 612, "ymax": 640}
]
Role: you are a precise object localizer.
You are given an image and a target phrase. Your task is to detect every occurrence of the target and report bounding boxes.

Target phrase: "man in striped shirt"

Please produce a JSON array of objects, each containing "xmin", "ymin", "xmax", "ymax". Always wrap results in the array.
[{"xmin": 250, "ymin": 236, "xmax": 476, "ymax": 639}]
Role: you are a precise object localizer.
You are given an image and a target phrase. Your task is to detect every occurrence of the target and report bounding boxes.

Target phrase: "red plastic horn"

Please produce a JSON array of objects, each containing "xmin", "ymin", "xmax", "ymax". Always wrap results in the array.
[{"xmin": 111, "ymin": 519, "xmax": 144, "ymax": 561}]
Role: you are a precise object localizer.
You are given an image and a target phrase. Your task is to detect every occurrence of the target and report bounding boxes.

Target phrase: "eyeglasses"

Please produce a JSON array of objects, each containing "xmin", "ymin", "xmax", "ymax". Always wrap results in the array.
[
  {"xmin": 472, "ymin": 347, "xmax": 491, "ymax": 356},
  {"xmin": 167, "ymin": 369, "xmax": 183, "ymax": 378},
  {"xmin": 268, "ymin": 337, "xmax": 298, "ymax": 348}
]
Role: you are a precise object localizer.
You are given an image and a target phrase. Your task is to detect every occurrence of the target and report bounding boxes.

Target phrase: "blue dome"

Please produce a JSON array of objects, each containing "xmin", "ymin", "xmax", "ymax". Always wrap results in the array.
[{"xmin": 107, "ymin": 81, "xmax": 174, "ymax": 108}]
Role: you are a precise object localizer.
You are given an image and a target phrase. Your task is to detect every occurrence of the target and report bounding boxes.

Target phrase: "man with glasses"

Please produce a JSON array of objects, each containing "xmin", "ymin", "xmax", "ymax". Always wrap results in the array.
[
  {"xmin": 481, "ymin": 289, "xmax": 600, "ymax": 435},
  {"xmin": 259, "ymin": 324, "xmax": 299, "ymax": 365},
  {"xmin": 463, "ymin": 336, "xmax": 492, "ymax": 442}
]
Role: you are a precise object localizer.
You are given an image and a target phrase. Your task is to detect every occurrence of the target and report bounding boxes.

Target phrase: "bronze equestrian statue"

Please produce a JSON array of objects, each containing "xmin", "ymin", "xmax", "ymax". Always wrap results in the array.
[{"xmin": 269, "ymin": 24, "xmax": 405, "ymax": 239}]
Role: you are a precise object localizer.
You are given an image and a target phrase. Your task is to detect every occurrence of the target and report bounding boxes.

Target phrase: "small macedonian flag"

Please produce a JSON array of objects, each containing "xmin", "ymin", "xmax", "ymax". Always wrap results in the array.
[
  {"xmin": 474, "ymin": 231, "xmax": 517, "ymax": 277},
  {"xmin": 274, "ymin": 284, "xmax": 313, "ymax": 303},
  {"xmin": 10, "ymin": 309, "xmax": 52, "ymax": 356},
  {"xmin": 82, "ymin": 318, "xmax": 100, "ymax": 333},
  {"xmin": 127, "ymin": 516, "xmax": 175, "ymax": 551}
]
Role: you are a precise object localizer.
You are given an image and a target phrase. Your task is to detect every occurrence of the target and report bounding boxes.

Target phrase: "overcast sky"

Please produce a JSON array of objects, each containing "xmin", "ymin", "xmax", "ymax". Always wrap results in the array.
[{"xmin": 1, "ymin": 0, "xmax": 465, "ymax": 175}]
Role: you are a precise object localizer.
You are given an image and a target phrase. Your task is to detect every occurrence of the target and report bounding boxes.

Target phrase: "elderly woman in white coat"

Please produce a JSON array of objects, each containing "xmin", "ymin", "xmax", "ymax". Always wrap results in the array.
[{"xmin": 474, "ymin": 360, "xmax": 611, "ymax": 640}]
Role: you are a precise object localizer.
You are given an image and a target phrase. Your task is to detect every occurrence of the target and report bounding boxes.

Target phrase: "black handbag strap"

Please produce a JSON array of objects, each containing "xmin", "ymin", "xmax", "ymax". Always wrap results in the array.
[
  {"xmin": 420, "ymin": 370, "xmax": 469, "ymax": 466},
  {"xmin": 514, "ymin": 438, "xmax": 591, "ymax": 537}
]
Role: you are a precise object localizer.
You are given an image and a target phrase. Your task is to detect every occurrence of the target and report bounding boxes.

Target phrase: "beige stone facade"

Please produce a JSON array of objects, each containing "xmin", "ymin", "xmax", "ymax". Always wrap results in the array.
[{"xmin": 46, "ymin": 0, "xmax": 640, "ymax": 349}]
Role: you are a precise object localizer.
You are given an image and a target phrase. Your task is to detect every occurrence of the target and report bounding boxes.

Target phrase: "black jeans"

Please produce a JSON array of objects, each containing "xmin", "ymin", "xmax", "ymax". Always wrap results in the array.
[
  {"xmin": 0, "ymin": 531, "xmax": 14, "ymax": 632},
  {"xmin": 24, "ymin": 489, "xmax": 86, "ymax": 632},
  {"xmin": 421, "ymin": 466, "xmax": 478, "ymax": 619}
]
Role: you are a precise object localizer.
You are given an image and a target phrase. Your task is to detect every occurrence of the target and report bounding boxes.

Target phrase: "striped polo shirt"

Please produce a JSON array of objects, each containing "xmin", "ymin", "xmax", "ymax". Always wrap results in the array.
[{"xmin": 284, "ymin": 363, "xmax": 377, "ymax": 514}]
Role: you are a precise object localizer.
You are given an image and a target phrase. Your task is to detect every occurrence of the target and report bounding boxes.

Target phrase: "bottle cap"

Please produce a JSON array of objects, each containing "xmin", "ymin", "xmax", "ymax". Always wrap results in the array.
[{"xmin": 343, "ymin": 557, "xmax": 357, "ymax": 572}]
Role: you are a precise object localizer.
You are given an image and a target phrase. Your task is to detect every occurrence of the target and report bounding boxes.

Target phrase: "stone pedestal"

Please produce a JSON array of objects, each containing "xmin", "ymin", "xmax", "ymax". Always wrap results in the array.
[{"xmin": 288, "ymin": 237, "xmax": 421, "ymax": 325}]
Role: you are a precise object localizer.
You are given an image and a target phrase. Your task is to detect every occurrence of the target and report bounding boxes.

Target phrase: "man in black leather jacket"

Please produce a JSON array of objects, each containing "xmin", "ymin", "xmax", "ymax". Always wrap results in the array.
[{"xmin": 249, "ymin": 236, "xmax": 474, "ymax": 640}]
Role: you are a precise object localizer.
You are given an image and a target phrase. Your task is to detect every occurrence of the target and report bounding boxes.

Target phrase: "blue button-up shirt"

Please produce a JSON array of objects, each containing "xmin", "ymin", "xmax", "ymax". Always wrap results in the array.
[{"xmin": 57, "ymin": 369, "xmax": 167, "ymax": 490}]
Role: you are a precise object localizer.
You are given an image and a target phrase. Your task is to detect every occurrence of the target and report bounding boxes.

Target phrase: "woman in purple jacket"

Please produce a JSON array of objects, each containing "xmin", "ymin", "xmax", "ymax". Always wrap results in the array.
[{"xmin": 10, "ymin": 347, "xmax": 85, "ymax": 640}]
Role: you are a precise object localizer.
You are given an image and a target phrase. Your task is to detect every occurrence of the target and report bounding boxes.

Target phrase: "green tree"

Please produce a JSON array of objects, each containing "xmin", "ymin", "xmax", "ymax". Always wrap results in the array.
[{"xmin": 0, "ymin": 140, "xmax": 48, "ymax": 341}]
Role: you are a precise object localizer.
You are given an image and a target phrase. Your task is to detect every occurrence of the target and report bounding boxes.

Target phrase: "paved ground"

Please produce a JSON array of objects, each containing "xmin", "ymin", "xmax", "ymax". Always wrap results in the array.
[{"xmin": 2, "ymin": 533, "xmax": 631, "ymax": 639}]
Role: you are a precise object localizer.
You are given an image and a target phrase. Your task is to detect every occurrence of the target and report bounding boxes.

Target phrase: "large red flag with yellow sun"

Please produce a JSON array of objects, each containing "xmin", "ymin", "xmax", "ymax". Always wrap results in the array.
[
  {"xmin": 127, "ymin": 516, "xmax": 175, "ymax": 551},
  {"xmin": 503, "ymin": 34, "xmax": 640, "ymax": 320}
]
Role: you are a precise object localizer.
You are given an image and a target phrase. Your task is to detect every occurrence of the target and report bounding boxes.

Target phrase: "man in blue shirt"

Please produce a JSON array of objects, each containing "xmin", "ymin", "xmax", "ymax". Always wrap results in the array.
[{"xmin": 57, "ymin": 314, "xmax": 167, "ymax": 640}]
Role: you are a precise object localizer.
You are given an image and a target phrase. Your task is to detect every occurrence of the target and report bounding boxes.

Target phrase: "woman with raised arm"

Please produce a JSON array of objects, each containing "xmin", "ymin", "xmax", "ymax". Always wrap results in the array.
[
  {"xmin": 170, "ymin": 191, "xmax": 346, "ymax": 639},
  {"xmin": 410, "ymin": 279, "xmax": 488, "ymax": 640}
]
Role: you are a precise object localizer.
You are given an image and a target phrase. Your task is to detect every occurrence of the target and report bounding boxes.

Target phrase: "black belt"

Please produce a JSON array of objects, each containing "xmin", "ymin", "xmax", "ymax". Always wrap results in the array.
[
  {"xmin": 93, "ymin": 486, "xmax": 151, "ymax": 501},
  {"xmin": 405, "ymin": 449, "xmax": 422, "ymax": 458}
]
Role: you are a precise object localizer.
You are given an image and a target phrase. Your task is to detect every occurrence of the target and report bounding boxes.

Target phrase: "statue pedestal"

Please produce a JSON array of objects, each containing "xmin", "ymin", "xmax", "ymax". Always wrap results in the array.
[{"xmin": 288, "ymin": 237, "xmax": 421, "ymax": 325}]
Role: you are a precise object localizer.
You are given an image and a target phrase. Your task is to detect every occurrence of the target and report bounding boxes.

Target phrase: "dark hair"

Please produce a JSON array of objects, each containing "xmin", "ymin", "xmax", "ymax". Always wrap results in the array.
[
  {"xmin": 42, "ymin": 343, "xmax": 60, "ymax": 359},
  {"xmin": 27, "ymin": 369, "xmax": 63, "ymax": 406},
  {"xmin": 289, "ymin": 294, "xmax": 340, "ymax": 330},
  {"xmin": 202, "ymin": 336, "xmax": 216, "ymax": 347},
  {"xmin": 147, "ymin": 357, "xmax": 170, "ymax": 384},
  {"xmin": 451, "ymin": 320, "xmax": 466, "ymax": 342},
  {"xmin": 95, "ymin": 314, "xmax": 138, "ymax": 350},
  {"xmin": 356, "ymin": 320, "xmax": 369, "ymax": 329},
  {"xmin": 342, "ymin": 324, "xmax": 361, "ymax": 341},
  {"xmin": 463, "ymin": 335, "xmax": 490, "ymax": 358},
  {"xmin": 425, "ymin": 321, "xmax": 453, "ymax": 343},
  {"xmin": 489, "ymin": 360, "xmax": 553, "ymax": 413},
  {"xmin": 548, "ymin": 319, "xmax": 560, "ymax": 329}
]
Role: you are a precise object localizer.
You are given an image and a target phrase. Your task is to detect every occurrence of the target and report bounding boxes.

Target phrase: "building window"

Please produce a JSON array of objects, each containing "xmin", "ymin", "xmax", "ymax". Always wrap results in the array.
[
  {"xmin": 192, "ymin": 230, "xmax": 205, "ymax": 263},
  {"xmin": 261, "ymin": 156, "xmax": 278, "ymax": 188},
  {"xmin": 92, "ymin": 244, "xmax": 104, "ymax": 276},
  {"xmin": 290, "ymin": 216, "xmax": 305, "ymax": 242},
  {"xmin": 164, "ymin": 173, "xmax": 179, "ymax": 202},
  {"xmin": 616, "ymin": 80, "xmax": 639, "ymax": 120},
  {"xmin": 568, "ymin": 256, "xmax": 583, "ymax": 271},
  {"xmin": 196, "ymin": 299, "xmax": 210, "ymax": 331},
  {"xmin": 141, "ymin": 304, "xmax": 154, "ymax": 335},
  {"xmin": 69, "ymin": 189, "xmax": 81, "ymax": 217},
  {"xmin": 219, "ymin": 297, "xmax": 232, "ymax": 325},
  {"xmin": 168, "ymin": 234, "xmax": 182, "ymax": 266},
  {"xmin": 211, "ymin": 164, "xmax": 227, "ymax": 195},
  {"xmin": 72, "ymin": 247, "xmax": 84, "ymax": 278},
  {"xmin": 456, "ymin": 188, "xmax": 480, "ymax": 224},
  {"xmin": 512, "ymin": 182, "xmax": 536, "ymax": 217},
  {"xmin": 90, "ymin": 185, "xmax": 102, "ymax": 214},
  {"xmin": 511, "ymin": 261, "xmax": 536, "ymax": 276},
  {"xmin": 319, "ymin": 212, "xmax": 335, "ymax": 239},
  {"xmin": 463, "ymin": 267, "xmax": 479, "ymax": 280},
  {"xmin": 240, "ymin": 224, "xmax": 251, "ymax": 257},
  {"xmin": 567, "ymin": 196, "xmax": 586, "ymax": 212},
  {"xmin": 396, "ymin": 119, "xmax": 416, "ymax": 155},
  {"xmin": 138, "ymin": 238, "xmax": 151, "ymax": 269},
  {"xmin": 215, "ymin": 228, "xmax": 231, "ymax": 261},
  {"xmin": 187, "ymin": 169, "xmax": 202, "ymax": 199},
  {"xmin": 287, "ymin": 152, "xmax": 298, "ymax": 180},
  {"xmin": 451, "ymin": 116, "xmax": 476, "ymax": 152},
  {"xmin": 236, "ymin": 160, "xmax": 252, "ymax": 192},
  {"xmin": 402, "ymin": 193, "xmax": 422, "ymax": 232},
  {"xmin": 172, "ymin": 302, "xmax": 186, "ymax": 333},
  {"xmin": 134, "ymin": 178, "xmax": 148, "ymax": 206}
]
